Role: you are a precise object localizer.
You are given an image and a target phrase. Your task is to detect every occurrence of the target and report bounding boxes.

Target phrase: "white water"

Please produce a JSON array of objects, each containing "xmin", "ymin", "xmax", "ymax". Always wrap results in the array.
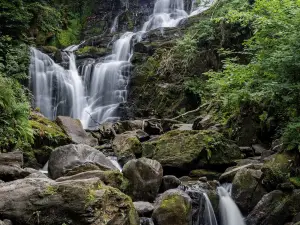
[
  {"xmin": 29, "ymin": 0, "xmax": 214, "ymax": 128},
  {"xmin": 217, "ymin": 187, "xmax": 246, "ymax": 225},
  {"xmin": 202, "ymin": 193, "xmax": 218, "ymax": 225},
  {"xmin": 107, "ymin": 156, "xmax": 123, "ymax": 171}
]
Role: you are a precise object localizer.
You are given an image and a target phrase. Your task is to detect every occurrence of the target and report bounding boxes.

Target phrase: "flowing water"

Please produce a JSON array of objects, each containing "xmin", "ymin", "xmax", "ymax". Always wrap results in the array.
[
  {"xmin": 201, "ymin": 193, "xmax": 218, "ymax": 225},
  {"xmin": 217, "ymin": 186, "xmax": 246, "ymax": 225},
  {"xmin": 29, "ymin": 0, "xmax": 215, "ymax": 128}
]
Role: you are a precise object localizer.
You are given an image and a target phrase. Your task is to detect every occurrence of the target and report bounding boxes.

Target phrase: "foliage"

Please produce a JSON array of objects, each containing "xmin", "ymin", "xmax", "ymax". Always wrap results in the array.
[
  {"xmin": 0, "ymin": 73, "xmax": 33, "ymax": 151},
  {"xmin": 282, "ymin": 120, "xmax": 300, "ymax": 152}
]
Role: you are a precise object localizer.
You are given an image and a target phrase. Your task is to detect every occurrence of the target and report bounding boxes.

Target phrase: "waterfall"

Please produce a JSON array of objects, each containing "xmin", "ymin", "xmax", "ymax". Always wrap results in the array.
[
  {"xmin": 107, "ymin": 156, "xmax": 123, "ymax": 171},
  {"xmin": 29, "ymin": 0, "xmax": 215, "ymax": 128},
  {"xmin": 201, "ymin": 193, "xmax": 218, "ymax": 225},
  {"xmin": 217, "ymin": 187, "xmax": 246, "ymax": 225}
]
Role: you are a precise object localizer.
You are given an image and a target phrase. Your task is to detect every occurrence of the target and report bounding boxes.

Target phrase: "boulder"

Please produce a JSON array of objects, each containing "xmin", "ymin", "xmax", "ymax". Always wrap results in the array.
[
  {"xmin": 0, "ymin": 152, "xmax": 30, "ymax": 182},
  {"xmin": 239, "ymin": 146, "xmax": 255, "ymax": 157},
  {"xmin": 246, "ymin": 190, "xmax": 300, "ymax": 225},
  {"xmin": 0, "ymin": 220, "xmax": 12, "ymax": 225},
  {"xmin": 219, "ymin": 163, "xmax": 263, "ymax": 183},
  {"xmin": 192, "ymin": 115, "xmax": 214, "ymax": 130},
  {"xmin": 252, "ymin": 144, "xmax": 268, "ymax": 156},
  {"xmin": 56, "ymin": 170, "xmax": 129, "ymax": 192},
  {"xmin": 189, "ymin": 169, "xmax": 220, "ymax": 180},
  {"xmin": 232, "ymin": 168, "xmax": 267, "ymax": 213},
  {"xmin": 48, "ymin": 144, "xmax": 117, "ymax": 179},
  {"xmin": 152, "ymin": 189, "xmax": 192, "ymax": 225},
  {"xmin": 160, "ymin": 175, "xmax": 181, "ymax": 192},
  {"xmin": 133, "ymin": 202, "xmax": 154, "ymax": 217},
  {"xmin": 0, "ymin": 178, "xmax": 139, "ymax": 225},
  {"xmin": 56, "ymin": 116, "xmax": 98, "ymax": 146},
  {"xmin": 142, "ymin": 130, "xmax": 241, "ymax": 174},
  {"xmin": 112, "ymin": 132, "xmax": 143, "ymax": 166},
  {"xmin": 123, "ymin": 158, "xmax": 163, "ymax": 202},
  {"xmin": 140, "ymin": 218, "xmax": 155, "ymax": 225}
]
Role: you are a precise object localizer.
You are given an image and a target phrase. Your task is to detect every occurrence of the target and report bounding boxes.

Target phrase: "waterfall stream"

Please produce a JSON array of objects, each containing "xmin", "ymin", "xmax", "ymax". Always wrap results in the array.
[{"xmin": 29, "ymin": 0, "xmax": 215, "ymax": 128}]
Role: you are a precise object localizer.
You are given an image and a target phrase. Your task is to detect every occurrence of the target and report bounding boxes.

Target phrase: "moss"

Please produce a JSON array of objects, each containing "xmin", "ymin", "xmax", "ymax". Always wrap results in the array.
[
  {"xmin": 57, "ymin": 18, "xmax": 81, "ymax": 47},
  {"xmin": 77, "ymin": 46, "xmax": 107, "ymax": 56},
  {"xmin": 44, "ymin": 185, "xmax": 58, "ymax": 196},
  {"xmin": 41, "ymin": 46, "xmax": 58, "ymax": 54},
  {"xmin": 142, "ymin": 130, "xmax": 241, "ymax": 170},
  {"xmin": 189, "ymin": 169, "xmax": 220, "ymax": 179},
  {"xmin": 290, "ymin": 177, "xmax": 300, "ymax": 188},
  {"xmin": 29, "ymin": 112, "xmax": 71, "ymax": 148}
]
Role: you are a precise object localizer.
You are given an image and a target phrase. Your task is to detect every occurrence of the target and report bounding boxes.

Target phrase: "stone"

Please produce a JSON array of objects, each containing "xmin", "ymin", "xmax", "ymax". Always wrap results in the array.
[
  {"xmin": 123, "ymin": 158, "xmax": 163, "ymax": 202},
  {"xmin": 133, "ymin": 201, "xmax": 154, "ymax": 217},
  {"xmin": 0, "ymin": 220, "xmax": 12, "ymax": 225},
  {"xmin": 219, "ymin": 163, "xmax": 263, "ymax": 183},
  {"xmin": 271, "ymin": 139, "xmax": 283, "ymax": 152},
  {"xmin": 252, "ymin": 144, "xmax": 268, "ymax": 156},
  {"xmin": 112, "ymin": 131, "xmax": 143, "ymax": 166},
  {"xmin": 239, "ymin": 146, "xmax": 255, "ymax": 157},
  {"xmin": 160, "ymin": 175, "xmax": 181, "ymax": 192},
  {"xmin": 140, "ymin": 217, "xmax": 155, "ymax": 225},
  {"xmin": 152, "ymin": 189, "xmax": 192, "ymax": 225},
  {"xmin": 198, "ymin": 177, "xmax": 208, "ymax": 182},
  {"xmin": 56, "ymin": 116, "xmax": 98, "ymax": 146},
  {"xmin": 261, "ymin": 150, "xmax": 274, "ymax": 159},
  {"xmin": 173, "ymin": 124, "xmax": 193, "ymax": 131},
  {"xmin": 0, "ymin": 152, "xmax": 23, "ymax": 167},
  {"xmin": 0, "ymin": 177, "xmax": 139, "ymax": 225},
  {"xmin": 277, "ymin": 182, "xmax": 295, "ymax": 192},
  {"xmin": 142, "ymin": 130, "xmax": 241, "ymax": 174},
  {"xmin": 56, "ymin": 170, "xmax": 128, "ymax": 192},
  {"xmin": 189, "ymin": 169, "xmax": 220, "ymax": 180},
  {"xmin": 232, "ymin": 168, "xmax": 267, "ymax": 213},
  {"xmin": 192, "ymin": 115, "xmax": 213, "ymax": 130},
  {"xmin": 48, "ymin": 144, "xmax": 117, "ymax": 179}
]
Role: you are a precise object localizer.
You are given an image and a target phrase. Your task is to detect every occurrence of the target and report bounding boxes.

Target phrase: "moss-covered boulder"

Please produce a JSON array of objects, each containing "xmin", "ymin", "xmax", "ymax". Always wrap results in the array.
[
  {"xmin": 142, "ymin": 130, "xmax": 241, "ymax": 173},
  {"xmin": 152, "ymin": 189, "xmax": 192, "ymax": 225},
  {"xmin": 0, "ymin": 177, "xmax": 139, "ymax": 225},
  {"xmin": 261, "ymin": 153, "xmax": 294, "ymax": 191},
  {"xmin": 189, "ymin": 169, "xmax": 221, "ymax": 180},
  {"xmin": 232, "ymin": 168, "xmax": 267, "ymax": 214},
  {"xmin": 112, "ymin": 132, "xmax": 143, "ymax": 166}
]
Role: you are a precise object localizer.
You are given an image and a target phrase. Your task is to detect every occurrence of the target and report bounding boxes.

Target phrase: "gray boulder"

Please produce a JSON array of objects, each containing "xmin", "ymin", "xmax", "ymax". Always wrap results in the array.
[
  {"xmin": 152, "ymin": 189, "xmax": 192, "ymax": 225},
  {"xmin": 56, "ymin": 116, "xmax": 98, "ymax": 146},
  {"xmin": 123, "ymin": 158, "xmax": 163, "ymax": 201},
  {"xmin": 0, "ymin": 177, "xmax": 139, "ymax": 225},
  {"xmin": 48, "ymin": 144, "xmax": 117, "ymax": 179},
  {"xmin": 160, "ymin": 175, "xmax": 181, "ymax": 192},
  {"xmin": 134, "ymin": 201, "xmax": 154, "ymax": 217}
]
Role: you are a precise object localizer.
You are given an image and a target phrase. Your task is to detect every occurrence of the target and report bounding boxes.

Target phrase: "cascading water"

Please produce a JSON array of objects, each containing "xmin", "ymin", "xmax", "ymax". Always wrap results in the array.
[
  {"xmin": 217, "ymin": 186, "xmax": 246, "ymax": 225},
  {"xmin": 29, "ymin": 0, "xmax": 215, "ymax": 128},
  {"xmin": 201, "ymin": 193, "xmax": 218, "ymax": 225}
]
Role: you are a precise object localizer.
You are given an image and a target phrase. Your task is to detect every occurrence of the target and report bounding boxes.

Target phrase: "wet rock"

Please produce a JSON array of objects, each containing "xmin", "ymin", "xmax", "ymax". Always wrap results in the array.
[
  {"xmin": 112, "ymin": 131, "xmax": 143, "ymax": 166},
  {"xmin": 0, "ymin": 177, "xmax": 139, "ymax": 225},
  {"xmin": 160, "ymin": 175, "xmax": 181, "ymax": 192},
  {"xmin": 152, "ymin": 189, "xmax": 192, "ymax": 225},
  {"xmin": 0, "ymin": 220, "xmax": 12, "ymax": 225},
  {"xmin": 261, "ymin": 150, "xmax": 275, "ymax": 159},
  {"xmin": 142, "ymin": 130, "xmax": 241, "ymax": 174},
  {"xmin": 232, "ymin": 168, "xmax": 267, "ymax": 213},
  {"xmin": 271, "ymin": 139, "xmax": 283, "ymax": 152},
  {"xmin": 219, "ymin": 163, "xmax": 263, "ymax": 183},
  {"xmin": 239, "ymin": 146, "xmax": 255, "ymax": 157},
  {"xmin": 26, "ymin": 171, "xmax": 49, "ymax": 179},
  {"xmin": 56, "ymin": 116, "xmax": 98, "ymax": 146},
  {"xmin": 189, "ymin": 169, "xmax": 221, "ymax": 180},
  {"xmin": 133, "ymin": 201, "xmax": 154, "ymax": 217},
  {"xmin": 252, "ymin": 144, "xmax": 268, "ymax": 156},
  {"xmin": 123, "ymin": 158, "xmax": 163, "ymax": 202},
  {"xmin": 277, "ymin": 182, "xmax": 295, "ymax": 192},
  {"xmin": 0, "ymin": 152, "xmax": 23, "ymax": 167},
  {"xmin": 198, "ymin": 177, "xmax": 208, "ymax": 182},
  {"xmin": 192, "ymin": 115, "xmax": 214, "ymax": 130},
  {"xmin": 48, "ymin": 144, "xmax": 117, "ymax": 179},
  {"xmin": 140, "ymin": 217, "xmax": 154, "ymax": 225}
]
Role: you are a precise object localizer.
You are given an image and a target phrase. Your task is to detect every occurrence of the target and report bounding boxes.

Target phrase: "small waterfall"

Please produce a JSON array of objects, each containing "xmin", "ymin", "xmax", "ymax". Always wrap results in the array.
[
  {"xmin": 190, "ymin": 0, "xmax": 215, "ymax": 16},
  {"xmin": 201, "ymin": 193, "xmax": 218, "ymax": 225},
  {"xmin": 107, "ymin": 156, "xmax": 123, "ymax": 171},
  {"xmin": 217, "ymin": 187, "xmax": 246, "ymax": 225},
  {"xmin": 110, "ymin": 14, "xmax": 121, "ymax": 33},
  {"xmin": 40, "ymin": 161, "xmax": 49, "ymax": 174}
]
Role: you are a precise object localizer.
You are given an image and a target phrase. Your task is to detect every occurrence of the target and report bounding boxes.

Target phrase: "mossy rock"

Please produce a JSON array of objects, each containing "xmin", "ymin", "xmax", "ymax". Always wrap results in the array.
[
  {"xmin": 77, "ymin": 46, "xmax": 107, "ymax": 57},
  {"xmin": 290, "ymin": 177, "xmax": 300, "ymax": 188},
  {"xmin": 262, "ymin": 153, "xmax": 295, "ymax": 191},
  {"xmin": 29, "ymin": 112, "xmax": 71, "ymax": 148},
  {"xmin": 189, "ymin": 169, "xmax": 221, "ymax": 179},
  {"xmin": 41, "ymin": 46, "xmax": 58, "ymax": 54},
  {"xmin": 142, "ymin": 130, "xmax": 241, "ymax": 173}
]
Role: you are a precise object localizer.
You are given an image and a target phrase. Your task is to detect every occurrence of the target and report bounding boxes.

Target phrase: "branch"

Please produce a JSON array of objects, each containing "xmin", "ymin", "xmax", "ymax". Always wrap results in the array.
[{"xmin": 171, "ymin": 103, "xmax": 209, "ymax": 121}]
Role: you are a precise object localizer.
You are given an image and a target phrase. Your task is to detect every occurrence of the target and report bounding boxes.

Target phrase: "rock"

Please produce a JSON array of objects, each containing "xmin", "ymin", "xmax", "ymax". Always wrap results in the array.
[
  {"xmin": 29, "ymin": 112, "xmax": 71, "ymax": 149},
  {"xmin": 0, "ymin": 220, "xmax": 12, "ymax": 225},
  {"xmin": 140, "ymin": 217, "xmax": 155, "ymax": 225},
  {"xmin": 219, "ymin": 163, "xmax": 263, "ymax": 183},
  {"xmin": 152, "ymin": 189, "xmax": 192, "ymax": 225},
  {"xmin": 0, "ymin": 152, "xmax": 30, "ymax": 182},
  {"xmin": 160, "ymin": 175, "xmax": 181, "ymax": 192},
  {"xmin": 133, "ymin": 201, "xmax": 154, "ymax": 217},
  {"xmin": 189, "ymin": 169, "xmax": 220, "ymax": 180},
  {"xmin": 26, "ymin": 171, "xmax": 49, "ymax": 179},
  {"xmin": 293, "ymin": 212, "xmax": 300, "ymax": 223},
  {"xmin": 232, "ymin": 168, "xmax": 267, "ymax": 213},
  {"xmin": 192, "ymin": 115, "xmax": 214, "ymax": 130},
  {"xmin": 239, "ymin": 146, "xmax": 255, "ymax": 157},
  {"xmin": 199, "ymin": 177, "xmax": 208, "ymax": 182},
  {"xmin": 252, "ymin": 144, "xmax": 268, "ymax": 156},
  {"xmin": 0, "ymin": 177, "xmax": 139, "ymax": 225},
  {"xmin": 261, "ymin": 150, "xmax": 274, "ymax": 159},
  {"xmin": 142, "ymin": 130, "xmax": 241, "ymax": 174},
  {"xmin": 48, "ymin": 144, "xmax": 117, "ymax": 179},
  {"xmin": 56, "ymin": 116, "xmax": 98, "ymax": 146},
  {"xmin": 179, "ymin": 176, "xmax": 193, "ymax": 182},
  {"xmin": 56, "ymin": 170, "xmax": 128, "ymax": 192},
  {"xmin": 261, "ymin": 153, "xmax": 294, "ymax": 191},
  {"xmin": 236, "ymin": 158, "xmax": 261, "ymax": 166},
  {"xmin": 271, "ymin": 139, "xmax": 283, "ymax": 152},
  {"xmin": 112, "ymin": 131, "xmax": 143, "ymax": 166},
  {"xmin": 123, "ymin": 158, "xmax": 163, "ymax": 201},
  {"xmin": 277, "ymin": 182, "xmax": 295, "ymax": 192},
  {"xmin": 173, "ymin": 124, "xmax": 193, "ymax": 131},
  {"xmin": 246, "ymin": 190, "xmax": 300, "ymax": 225}
]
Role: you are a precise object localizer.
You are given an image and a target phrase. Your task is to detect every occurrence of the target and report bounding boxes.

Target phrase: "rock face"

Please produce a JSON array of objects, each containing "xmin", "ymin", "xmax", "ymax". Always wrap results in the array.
[
  {"xmin": 0, "ymin": 152, "xmax": 30, "ymax": 182},
  {"xmin": 112, "ymin": 131, "xmax": 143, "ymax": 166},
  {"xmin": 152, "ymin": 189, "xmax": 192, "ymax": 225},
  {"xmin": 232, "ymin": 168, "xmax": 267, "ymax": 213},
  {"xmin": 48, "ymin": 144, "xmax": 117, "ymax": 179},
  {"xmin": 246, "ymin": 190, "xmax": 300, "ymax": 225},
  {"xmin": 56, "ymin": 116, "xmax": 98, "ymax": 146},
  {"xmin": 142, "ymin": 130, "xmax": 241, "ymax": 174},
  {"xmin": 123, "ymin": 158, "xmax": 163, "ymax": 201},
  {"xmin": 0, "ymin": 178, "xmax": 139, "ymax": 225}
]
